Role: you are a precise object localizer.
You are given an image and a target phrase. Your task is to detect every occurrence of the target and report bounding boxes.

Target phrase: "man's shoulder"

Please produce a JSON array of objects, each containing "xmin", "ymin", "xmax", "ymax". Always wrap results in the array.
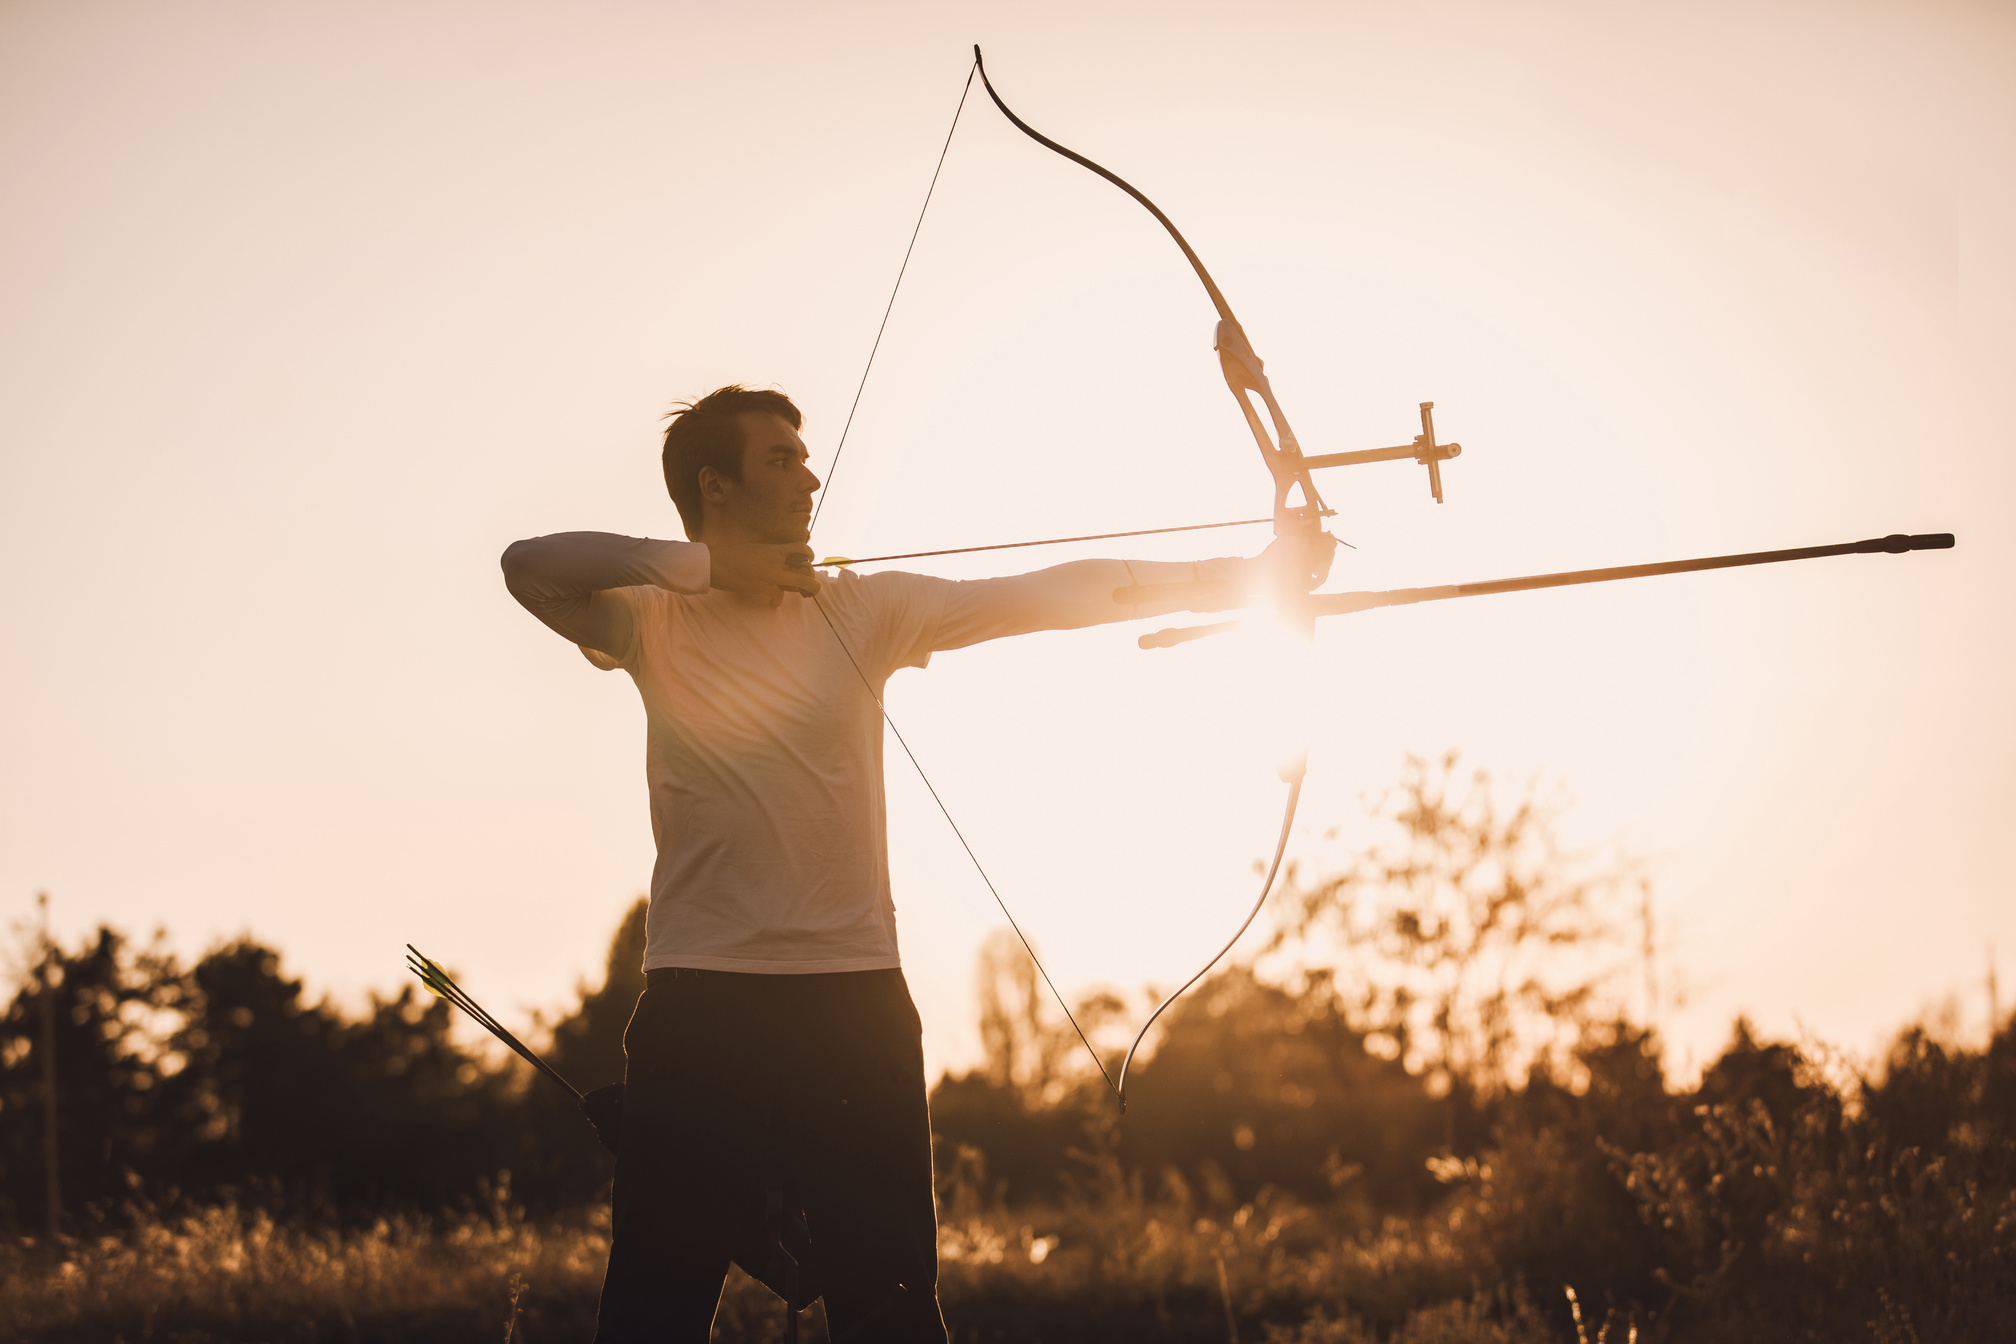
[
  {"xmin": 813, "ymin": 570, "xmax": 954, "ymax": 666},
  {"xmin": 817, "ymin": 567, "xmax": 950, "ymax": 607}
]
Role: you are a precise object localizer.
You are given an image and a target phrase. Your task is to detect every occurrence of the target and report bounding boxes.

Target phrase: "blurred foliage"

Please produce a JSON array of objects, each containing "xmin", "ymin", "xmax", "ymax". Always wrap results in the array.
[
  {"xmin": 0, "ymin": 928, "xmax": 191, "ymax": 1221},
  {"xmin": 1271, "ymin": 751, "xmax": 1638, "ymax": 1093},
  {"xmin": 923, "ymin": 753, "xmax": 2015, "ymax": 1339},
  {"xmin": 0, "ymin": 904, "xmax": 651, "ymax": 1227},
  {"xmin": 2, "ymin": 755, "xmax": 2011, "ymax": 1339}
]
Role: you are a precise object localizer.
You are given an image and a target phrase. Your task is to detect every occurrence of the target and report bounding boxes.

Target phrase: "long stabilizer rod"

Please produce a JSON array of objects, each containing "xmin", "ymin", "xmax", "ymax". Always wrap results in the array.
[{"xmin": 1139, "ymin": 532, "xmax": 1956, "ymax": 649}]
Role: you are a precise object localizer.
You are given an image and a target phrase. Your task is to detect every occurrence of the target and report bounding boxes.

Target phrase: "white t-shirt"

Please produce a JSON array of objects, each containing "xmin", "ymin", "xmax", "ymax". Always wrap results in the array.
[
  {"xmin": 501, "ymin": 533, "xmax": 1242, "ymax": 975},
  {"xmin": 593, "ymin": 570, "xmax": 942, "ymax": 973}
]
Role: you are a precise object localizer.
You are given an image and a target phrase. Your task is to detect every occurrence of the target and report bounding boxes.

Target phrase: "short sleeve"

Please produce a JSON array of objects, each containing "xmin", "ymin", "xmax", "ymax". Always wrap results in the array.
[
  {"xmin": 576, "ymin": 586, "xmax": 653, "ymax": 670},
  {"xmin": 822, "ymin": 570, "xmax": 952, "ymax": 680}
]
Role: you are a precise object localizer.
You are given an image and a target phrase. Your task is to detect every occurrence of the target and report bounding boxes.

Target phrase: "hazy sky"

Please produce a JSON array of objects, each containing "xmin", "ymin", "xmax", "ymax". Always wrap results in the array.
[{"xmin": 4, "ymin": 0, "xmax": 2011, "ymax": 1085}]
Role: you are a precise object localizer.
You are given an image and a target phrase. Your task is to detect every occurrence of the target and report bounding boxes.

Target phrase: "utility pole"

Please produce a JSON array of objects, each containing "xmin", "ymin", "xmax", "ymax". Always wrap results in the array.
[
  {"xmin": 37, "ymin": 891, "xmax": 61, "ymax": 1239},
  {"xmin": 1640, "ymin": 880, "xmax": 1659, "ymax": 1029},
  {"xmin": 1990, "ymin": 944, "xmax": 2001, "ymax": 1040}
]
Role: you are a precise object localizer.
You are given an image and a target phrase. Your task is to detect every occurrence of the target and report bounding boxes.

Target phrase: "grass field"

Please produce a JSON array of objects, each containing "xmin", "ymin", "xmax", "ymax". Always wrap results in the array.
[{"xmin": 0, "ymin": 1190, "xmax": 1581, "ymax": 1344}]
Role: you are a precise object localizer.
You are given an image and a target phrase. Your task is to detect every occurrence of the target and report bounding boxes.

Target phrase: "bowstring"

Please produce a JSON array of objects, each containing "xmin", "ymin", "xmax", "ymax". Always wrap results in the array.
[
  {"xmin": 809, "ymin": 55, "xmax": 1120, "ymax": 1097},
  {"xmin": 807, "ymin": 58, "xmax": 977, "ymax": 538},
  {"xmin": 810, "ymin": 596, "xmax": 1118, "ymax": 1096}
]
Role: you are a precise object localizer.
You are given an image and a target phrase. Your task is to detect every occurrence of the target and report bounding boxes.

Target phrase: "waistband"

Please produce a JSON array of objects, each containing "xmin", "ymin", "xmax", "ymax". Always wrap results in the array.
[{"xmin": 645, "ymin": 965, "xmax": 904, "ymax": 987}]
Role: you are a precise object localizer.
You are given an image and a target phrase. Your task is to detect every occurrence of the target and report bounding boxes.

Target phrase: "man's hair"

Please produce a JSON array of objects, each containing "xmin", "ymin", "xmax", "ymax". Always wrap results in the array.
[{"xmin": 661, "ymin": 385, "xmax": 803, "ymax": 539}]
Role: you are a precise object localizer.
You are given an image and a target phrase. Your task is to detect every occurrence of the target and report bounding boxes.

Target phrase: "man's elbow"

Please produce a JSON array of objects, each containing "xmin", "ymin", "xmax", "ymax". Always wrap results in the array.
[{"xmin": 499, "ymin": 538, "xmax": 541, "ymax": 596}]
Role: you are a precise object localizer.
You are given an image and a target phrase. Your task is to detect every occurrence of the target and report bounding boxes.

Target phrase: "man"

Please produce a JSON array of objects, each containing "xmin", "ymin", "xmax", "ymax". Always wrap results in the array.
[{"xmin": 502, "ymin": 384, "xmax": 1330, "ymax": 1341}]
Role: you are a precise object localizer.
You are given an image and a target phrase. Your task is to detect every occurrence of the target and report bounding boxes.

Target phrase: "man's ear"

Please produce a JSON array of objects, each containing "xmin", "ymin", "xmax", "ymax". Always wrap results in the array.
[{"xmin": 697, "ymin": 465, "xmax": 733, "ymax": 503}]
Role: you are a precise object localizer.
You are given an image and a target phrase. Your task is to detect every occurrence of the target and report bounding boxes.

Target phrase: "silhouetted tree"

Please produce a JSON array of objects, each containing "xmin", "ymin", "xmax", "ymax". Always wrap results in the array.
[
  {"xmin": 0, "ymin": 927, "xmax": 193, "ymax": 1229},
  {"xmin": 1117, "ymin": 966, "xmax": 1448, "ymax": 1216},
  {"xmin": 925, "ymin": 930, "xmax": 1121, "ymax": 1205},
  {"xmin": 154, "ymin": 938, "xmax": 519, "ymax": 1211},
  {"xmin": 1273, "ymin": 751, "xmax": 1633, "ymax": 1096},
  {"xmin": 1455, "ymin": 1020, "xmax": 1677, "ymax": 1318},
  {"xmin": 500, "ymin": 898, "xmax": 648, "ymax": 1207},
  {"xmin": 542, "ymin": 896, "xmax": 648, "ymax": 1092}
]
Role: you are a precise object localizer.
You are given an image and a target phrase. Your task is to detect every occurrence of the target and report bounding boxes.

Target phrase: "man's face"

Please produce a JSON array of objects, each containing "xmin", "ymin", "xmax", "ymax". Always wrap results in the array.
[{"xmin": 703, "ymin": 410, "xmax": 821, "ymax": 543}]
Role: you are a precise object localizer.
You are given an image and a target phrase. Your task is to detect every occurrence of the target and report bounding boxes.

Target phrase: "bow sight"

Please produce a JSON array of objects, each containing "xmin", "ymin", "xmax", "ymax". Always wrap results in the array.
[{"xmin": 1299, "ymin": 400, "xmax": 1462, "ymax": 505}]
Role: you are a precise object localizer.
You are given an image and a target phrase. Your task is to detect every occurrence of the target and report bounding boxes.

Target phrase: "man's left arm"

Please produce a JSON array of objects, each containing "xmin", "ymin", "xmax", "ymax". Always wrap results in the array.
[{"xmin": 929, "ymin": 534, "xmax": 1333, "ymax": 652}]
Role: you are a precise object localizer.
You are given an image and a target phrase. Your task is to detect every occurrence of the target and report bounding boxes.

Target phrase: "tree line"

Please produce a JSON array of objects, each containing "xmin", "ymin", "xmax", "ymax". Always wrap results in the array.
[
  {"xmin": 3, "ymin": 755, "xmax": 2010, "ymax": 1338},
  {"xmin": 0, "ymin": 906, "xmax": 640, "ymax": 1227}
]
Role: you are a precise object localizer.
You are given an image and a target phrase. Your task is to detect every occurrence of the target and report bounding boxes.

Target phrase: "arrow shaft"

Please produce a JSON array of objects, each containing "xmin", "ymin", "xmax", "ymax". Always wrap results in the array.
[{"xmin": 823, "ymin": 516, "xmax": 1276, "ymax": 567}]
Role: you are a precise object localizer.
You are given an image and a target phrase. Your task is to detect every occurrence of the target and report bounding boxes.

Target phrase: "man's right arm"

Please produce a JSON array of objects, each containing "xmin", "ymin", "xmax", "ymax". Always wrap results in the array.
[{"xmin": 500, "ymin": 532, "xmax": 711, "ymax": 660}]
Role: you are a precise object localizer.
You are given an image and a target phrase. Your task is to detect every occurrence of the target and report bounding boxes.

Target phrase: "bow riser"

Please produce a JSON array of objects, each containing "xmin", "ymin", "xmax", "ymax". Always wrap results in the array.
[{"xmin": 1213, "ymin": 318, "xmax": 1330, "ymax": 532}]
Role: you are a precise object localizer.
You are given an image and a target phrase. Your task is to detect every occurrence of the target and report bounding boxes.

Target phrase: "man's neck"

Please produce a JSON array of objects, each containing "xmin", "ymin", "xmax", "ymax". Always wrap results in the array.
[{"xmin": 696, "ymin": 516, "xmax": 759, "ymax": 551}]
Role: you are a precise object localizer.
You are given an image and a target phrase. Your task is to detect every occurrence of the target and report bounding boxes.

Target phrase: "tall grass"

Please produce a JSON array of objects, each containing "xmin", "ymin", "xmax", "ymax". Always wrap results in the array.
[
  {"xmin": 4, "ymin": 1091, "xmax": 2008, "ymax": 1344},
  {"xmin": 0, "ymin": 1186, "xmax": 1552, "ymax": 1344},
  {"xmin": 2, "ymin": 1197, "xmax": 598, "ymax": 1344}
]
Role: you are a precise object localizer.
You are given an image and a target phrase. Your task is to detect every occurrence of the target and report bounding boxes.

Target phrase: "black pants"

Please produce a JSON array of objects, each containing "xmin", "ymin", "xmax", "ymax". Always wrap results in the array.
[{"xmin": 592, "ymin": 967, "xmax": 948, "ymax": 1343}]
